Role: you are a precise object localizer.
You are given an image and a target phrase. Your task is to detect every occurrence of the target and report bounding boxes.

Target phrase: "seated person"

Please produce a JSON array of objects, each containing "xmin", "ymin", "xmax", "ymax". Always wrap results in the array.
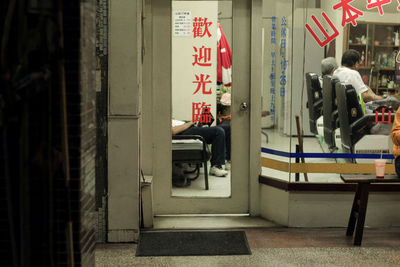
[
  {"xmin": 391, "ymin": 108, "xmax": 400, "ymax": 177},
  {"xmin": 317, "ymin": 57, "xmax": 338, "ymax": 94},
  {"xmin": 333, "ymin": 49, "xmax": 382, "ymax": 103},
  {"xmin": 332, "ymin": 50, "xmax": 399, "ymax": 136},
  {"xmin": 321, "ymin": 57, "xmax": 338, "ymax": 76},
  {"xmin": 172, "ymin": 119, "xmax": 231, "ymax": 177},
  {"xmin": 320, "ymin": 57, "xmax": 338, "ymax": 87}
]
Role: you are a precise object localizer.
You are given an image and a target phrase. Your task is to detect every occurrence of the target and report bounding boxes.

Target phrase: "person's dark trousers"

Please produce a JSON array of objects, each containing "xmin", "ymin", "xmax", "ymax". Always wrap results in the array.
[
  {"xmin": 180, "ymin": 126, "xmax": 226, "ymax": 166},
  {"xmin": 395, "ymin": 156, "xmax": 400, "ymax": 177},
  {"xmin": 217, "ymin": 124, "xmax": 231, "ymax": 161}
]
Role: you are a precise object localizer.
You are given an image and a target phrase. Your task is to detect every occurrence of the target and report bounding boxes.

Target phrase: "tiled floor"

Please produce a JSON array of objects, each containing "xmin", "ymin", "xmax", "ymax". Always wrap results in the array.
[
  {"xmin": 172, "ymin": 162, "xmax": 231, "ymax": 198},
  {"xmin": 95, "ymin": 227, "xmax": 400, "ymax": 267},
  {"xmin": 245, "ymin": 228, "xmax": 400, "ymax": 248}
]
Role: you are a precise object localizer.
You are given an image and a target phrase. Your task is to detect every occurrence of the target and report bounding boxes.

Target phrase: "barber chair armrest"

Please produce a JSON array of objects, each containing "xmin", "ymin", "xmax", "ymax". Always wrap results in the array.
[
  {"xmin": 172, "ymin": 135, "xmax": 209, "ymax": 158},
  {"xmin": 313, "ymin": 100, "xmax": 323, "ymax": 117},
  {"xmin": 332, "ymin": 110, "xmax": 339, "ymax": 128},
  {"xmin": 349, "ymin": 114, "xmax": 375, "ymax": 135},
  {"xmin": 173, "ymin": 134, "xmax": 206, "ymax": 143},
  {"xmin": 314, "ymin": 99, "xmax": 323, "ymax": 109},
  {"xmin": 349, "ymin": 113, "xmax": 394, "ymax": 132}
]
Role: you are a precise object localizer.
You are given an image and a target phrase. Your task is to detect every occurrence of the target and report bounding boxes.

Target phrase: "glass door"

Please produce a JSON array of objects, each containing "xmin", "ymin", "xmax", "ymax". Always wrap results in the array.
[{"xmin": 151, "ymin": 0, "xmax": 254, "ymax": 214}]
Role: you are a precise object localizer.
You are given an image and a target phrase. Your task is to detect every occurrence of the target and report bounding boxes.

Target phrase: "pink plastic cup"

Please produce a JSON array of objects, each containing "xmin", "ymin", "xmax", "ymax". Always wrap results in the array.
[{"xmin": 375, "ymin": 159, "xmax": 386, "ymax": 179}]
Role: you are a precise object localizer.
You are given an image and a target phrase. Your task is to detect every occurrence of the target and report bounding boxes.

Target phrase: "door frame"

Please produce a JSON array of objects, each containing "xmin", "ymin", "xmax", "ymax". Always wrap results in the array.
[{"xmin": 149, "ymin": 0, "xmax": 262, "ymax": 215}]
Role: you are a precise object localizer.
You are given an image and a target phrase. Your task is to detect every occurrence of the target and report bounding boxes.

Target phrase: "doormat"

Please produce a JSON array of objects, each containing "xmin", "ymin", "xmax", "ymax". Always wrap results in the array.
[{"xmin": 136, "ymin": 231, "xmax": 251, "ymax": 257}]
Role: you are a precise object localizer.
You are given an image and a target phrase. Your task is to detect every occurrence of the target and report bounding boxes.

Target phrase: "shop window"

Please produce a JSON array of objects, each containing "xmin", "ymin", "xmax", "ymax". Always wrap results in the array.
[{"xmin": 260, "ymin": 0, "xmax": 400, "ymax": 183}]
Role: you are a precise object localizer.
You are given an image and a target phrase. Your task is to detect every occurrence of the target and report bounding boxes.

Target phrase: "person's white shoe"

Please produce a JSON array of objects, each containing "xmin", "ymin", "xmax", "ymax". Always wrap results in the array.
[
  {"xmin": 209, "ymin": 166, "xmax": 228, "ymax": 177},
  {"xmin": 225, "ymin": 161, "xmax": 231, "ymax": 171}
]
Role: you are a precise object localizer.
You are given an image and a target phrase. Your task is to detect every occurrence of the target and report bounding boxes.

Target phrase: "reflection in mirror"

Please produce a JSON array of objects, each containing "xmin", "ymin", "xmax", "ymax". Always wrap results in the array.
[
  {"xmin": 171, "ymin": 0, "xmax": 232, "ymax": 197},
  {"xmin": 261, "ymin": 1, "xmax": 400, "ymax": 183},
  {"xmin": 260, "ymin": 0, "xmax": 293, "ymax": 182},
  {"xmin": 301, "ymin": 7, "xmax": 400, "ymax": 182}
]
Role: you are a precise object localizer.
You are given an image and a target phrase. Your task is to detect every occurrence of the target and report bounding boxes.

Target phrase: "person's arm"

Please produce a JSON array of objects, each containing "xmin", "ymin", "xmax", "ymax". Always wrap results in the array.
[
  {"xmin": 391, "ymin": 109, "xmax": 400, "ymax": 146},
  {"xmin": 352, "ymin": 70, "xmax": 382, "ymax": 102},
  {"xmin": 361, "ymin": 86, "xmax": 383, "ymax": 102},
  {"xmin": 172, "ymin": 122, "xmax": 195, "ymax": 135}
]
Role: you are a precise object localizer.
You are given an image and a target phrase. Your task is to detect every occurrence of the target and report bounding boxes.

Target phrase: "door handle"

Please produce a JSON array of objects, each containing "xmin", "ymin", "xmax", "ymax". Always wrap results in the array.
[{"xmin": 240, "ymin": 102, "xmax": 248, "ymax": 111}]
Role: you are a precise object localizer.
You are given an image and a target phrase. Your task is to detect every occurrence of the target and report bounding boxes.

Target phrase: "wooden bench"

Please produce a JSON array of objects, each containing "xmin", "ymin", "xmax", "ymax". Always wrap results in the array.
[{"xmin": 341, "ymin": 174, "xmax": 400, "ymax": 246}]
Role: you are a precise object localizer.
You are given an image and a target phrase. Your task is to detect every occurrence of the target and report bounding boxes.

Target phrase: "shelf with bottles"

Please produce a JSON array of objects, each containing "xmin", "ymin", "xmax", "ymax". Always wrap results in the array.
[
  {"xmin": 374, "ymin": 88, "xmax": 400, "ymax": 97},
  {"xmin": 375, "ymin": 45, "xmax": 399, "ymax": 48},
  {"xmin": 372, "ymin": 72, "xmax": 398, "ymax": 94},
  {"xmin": 347, "ymin": 23, "xmax": 370, "ymax": 45},
  {"xmin": 346, "ymin": 23, "xmax": 399, "ymax": 62},
  {"xmin": 357, "ymin": 66, "xmax": 396, "ymax": 71},
  {"xmin": 377, "ymin": 87, "xmax": 398, "ymax": 90},
  {"xmin": 349, "ymin": 43, "xmax": 367, "ymax": 47},
  {"xmin": 374, "ymin": 49, "xmax": 398, "ymax": 69},
  {"xmin": 345, "ymin": 22, "xmax": 400, "ymax": 94},
  {"xmin": 374, "ymin": 24, "xmax": 400, "ymax": 46}
]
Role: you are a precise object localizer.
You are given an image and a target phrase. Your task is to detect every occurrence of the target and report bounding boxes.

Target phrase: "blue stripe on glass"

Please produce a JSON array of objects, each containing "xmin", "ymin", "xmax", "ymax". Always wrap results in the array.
[{"xmin": 261, "ymin": 147, "xmax": 394, "ymax": 159}]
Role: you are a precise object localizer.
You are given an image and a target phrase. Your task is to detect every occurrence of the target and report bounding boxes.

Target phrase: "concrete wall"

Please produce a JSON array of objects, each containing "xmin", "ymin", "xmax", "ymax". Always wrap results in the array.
[
  {"xmin": 78, "ymin": 1, "xmax": 97, "ymax": 263},
  {"xmin": 108, "ymin": 0, "xmax": 142, "ymax": 242},
  {"xmin": 260, "ymin": 185, "xmax": 289, "ymax": 226},
  {"xmin": 141, "ymin": 0, "xmax": 154, "ymax": 175}
]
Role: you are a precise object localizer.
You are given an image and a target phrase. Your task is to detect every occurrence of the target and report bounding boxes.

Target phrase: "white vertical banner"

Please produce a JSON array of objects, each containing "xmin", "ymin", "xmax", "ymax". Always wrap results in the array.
[{"xmin": 172, "ymin": 1, "xmax": 218, "ymax": 123}]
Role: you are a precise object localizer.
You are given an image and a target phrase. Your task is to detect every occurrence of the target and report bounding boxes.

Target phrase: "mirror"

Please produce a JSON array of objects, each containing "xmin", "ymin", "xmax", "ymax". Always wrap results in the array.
[
  {"xmin": 171, "ymin": 0, "xmax": 233, "ymax": 197},
  {"xmin": 260, "ymin": 0, "xmax": 293, "ymax": 182},
  {"xmin": 261, "ymin": 0, "xmax": 400, "ymax": 183}
]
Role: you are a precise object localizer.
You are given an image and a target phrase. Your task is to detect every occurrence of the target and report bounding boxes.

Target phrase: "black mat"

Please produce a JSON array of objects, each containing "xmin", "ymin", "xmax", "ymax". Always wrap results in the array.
[{"xmin": 136, "ymin": 231, "xmax": 251, "ymax": 257}]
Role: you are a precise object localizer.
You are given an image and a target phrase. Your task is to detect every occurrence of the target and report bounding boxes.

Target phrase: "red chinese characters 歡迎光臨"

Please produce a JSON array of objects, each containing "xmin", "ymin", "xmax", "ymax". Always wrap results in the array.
[
  {"xmin": 192, "ymin": 102, "xmax": 212, "ymax": 123},
  {"xmin": 192, "ymin": 74, "xmax": 212, "ymax": 95},
  {"xmin": 193, "ymin": 17, "xmax": 212, "ymax": 38},
  {"xmin": 192, "ymin": 46, "xmax": 212, "ymax": 67}
]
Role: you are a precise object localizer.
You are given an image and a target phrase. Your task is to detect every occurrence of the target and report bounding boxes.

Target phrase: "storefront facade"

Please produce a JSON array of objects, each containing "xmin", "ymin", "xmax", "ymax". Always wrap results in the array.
[{"xmin": 106, "ymin": 0, "xmax": 400, "ymax": 242}]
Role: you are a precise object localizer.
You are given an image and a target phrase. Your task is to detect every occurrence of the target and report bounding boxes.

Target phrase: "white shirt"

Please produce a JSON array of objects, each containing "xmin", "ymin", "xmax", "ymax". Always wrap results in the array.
[
  {"xmin": 172, "ymin": 119, "xmax": 185, "ymax": 127},
  {"xmin": 333, "ymin": 66, "xmax": 368, "ymax": 95}
]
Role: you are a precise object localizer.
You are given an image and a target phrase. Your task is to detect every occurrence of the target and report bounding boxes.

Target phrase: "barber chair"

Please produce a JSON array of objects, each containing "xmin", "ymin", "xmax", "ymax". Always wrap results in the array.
[
  {"xmin": 322, "ymin": 75, "xmax": 340, "ymax": 150},
  {"xmin": 335, "ymin": 83, "xmax": 393, "ymax": 163},
  {"xmin": 305, "ymin": 73, "xmax": 323, "ymax": 136},
  {"xmin": 172, "ymin": 135, "xmax": 211, "ymax": 189}
]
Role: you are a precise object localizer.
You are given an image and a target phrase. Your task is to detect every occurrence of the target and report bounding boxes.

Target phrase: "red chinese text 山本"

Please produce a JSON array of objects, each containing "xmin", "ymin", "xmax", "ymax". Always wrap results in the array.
[
  {"xmin": 366, "ymin": 0, "xmax": 392, "ymax": 15},
  {"xmin": 333, "ymin": 0, "xmax": 363, "ymax": 27},
  {"xmin": 305, "ymin": 12, "xmax": 339, "ymax": 48},
  {"xmin": 375, "ymin": 108, "xmax": 392, "ymax": 124}
]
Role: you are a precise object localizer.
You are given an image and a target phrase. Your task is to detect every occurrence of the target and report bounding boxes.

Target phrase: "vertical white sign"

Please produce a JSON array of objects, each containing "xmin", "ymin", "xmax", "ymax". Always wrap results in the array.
[{"xmin": 172, "ymin": 1, "xmax": 218, "ymax": 123}]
